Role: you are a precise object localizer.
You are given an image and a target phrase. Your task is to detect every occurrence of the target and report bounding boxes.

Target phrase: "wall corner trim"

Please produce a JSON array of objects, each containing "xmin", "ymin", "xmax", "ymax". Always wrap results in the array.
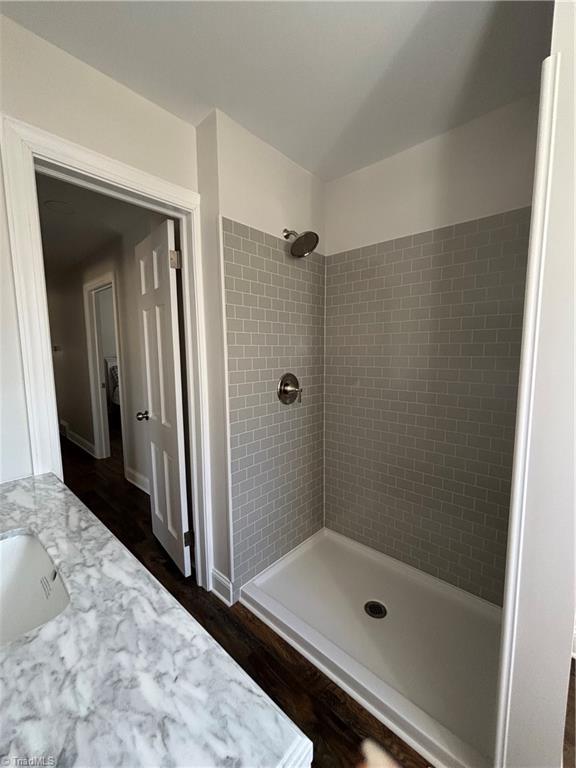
[
  {"xmin": 211, "ymin": 569, "xmax": 234, "ymax": 606},
  {"xmin": 494, "ymin": 53, "xmax": 566, "ymax": 766}
]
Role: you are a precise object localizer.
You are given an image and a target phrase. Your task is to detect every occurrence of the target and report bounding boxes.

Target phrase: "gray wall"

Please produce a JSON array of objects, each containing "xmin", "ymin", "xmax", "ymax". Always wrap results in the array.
[
  {"xmin": 95, "ymin": 286, "xmax": 117, "ymax": 359},
  {"xmin": 324, "ymin": 208, "xmax": 530, "ymax": 604},
  {"xmin": 223, "ymin": 219, "xmax": 324, "ymax": 588}
]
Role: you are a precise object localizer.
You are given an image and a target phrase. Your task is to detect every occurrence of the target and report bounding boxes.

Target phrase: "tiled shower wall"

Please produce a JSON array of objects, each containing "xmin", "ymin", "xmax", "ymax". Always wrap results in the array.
[
  {"xmin": 324, "ymin": 208, "xmax": 530, "ymax": 604},
  {"xmin": 223, "ymin": 209, "xmax": 529, "ymax": 603},
  {"xmin": 222, "ymin": 219, "xmax": 324, "ymax": 587}
]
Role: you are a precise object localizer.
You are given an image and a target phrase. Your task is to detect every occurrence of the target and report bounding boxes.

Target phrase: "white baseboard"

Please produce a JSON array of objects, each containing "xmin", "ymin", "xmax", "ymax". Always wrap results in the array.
[
  {"xmin": 125, "ymin": 466, "xmax": 150, "ymax": 495},
  {"xmin": 66, "ymin": 429, "xmax": 97, "ymax": 458},
  {"xmin": 211, "ymin": 569, "xmax": 234, "ymax": 606}
]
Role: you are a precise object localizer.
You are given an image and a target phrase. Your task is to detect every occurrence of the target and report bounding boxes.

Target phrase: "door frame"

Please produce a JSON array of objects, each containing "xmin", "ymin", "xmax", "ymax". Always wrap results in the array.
[
  {"xmin": 495, "ymin": 48, "xmax": 575, "ymax": 765},
  {"xmin": 1, "ymin": 115, "xmax": 212, "ymax": 589},
  {"xmin": 83, "ymin": 274, "xmax": 124, "ymax": 462}
]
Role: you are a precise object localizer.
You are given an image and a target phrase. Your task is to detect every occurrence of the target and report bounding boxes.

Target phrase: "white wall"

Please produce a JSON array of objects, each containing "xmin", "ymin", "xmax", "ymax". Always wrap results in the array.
[
  {"xmin": 497, "ymin": 3, "xmax": 575, "ymax": 766},
  {"xmin": 324, "ymin": 96, "xmax": 539, "ymax": 254},
  {"xmin": 0, "ymin": 15, "xmax": 197, "ymax": 190},
  {"xmin": 0, "ymin": 155, "xmax": 32, "ymax": 482},
  {"xmin": 215, "ymin": 110, "xmax": 324, "ymax": 241}
]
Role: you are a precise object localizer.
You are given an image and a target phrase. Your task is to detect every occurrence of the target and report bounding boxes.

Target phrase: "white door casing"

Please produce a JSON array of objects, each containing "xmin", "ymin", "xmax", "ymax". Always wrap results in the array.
[
  {"xmin": 1, "ymin": 116, "xmax": 212, "ymax": 589},
  {"xmin": 495, "ymin": 20, "xmax": 575, "ymax": 765},
  {"xmin": 135, "ymin": 220, "xmax": 191, "ymax": 576}
]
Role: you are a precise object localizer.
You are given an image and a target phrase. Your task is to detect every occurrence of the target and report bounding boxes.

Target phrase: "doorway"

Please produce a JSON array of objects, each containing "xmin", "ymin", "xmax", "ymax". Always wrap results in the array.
[
  {"xmin": 29, "ymin": 167, "xmax": 202, "ymax": 582},
  {"xmin": 2, "ymin": 119, "xmax": 211, "ymax": 592},
  {"xmin": 86, "ymin": 279, "xmax": 122, "ymax": 462}
]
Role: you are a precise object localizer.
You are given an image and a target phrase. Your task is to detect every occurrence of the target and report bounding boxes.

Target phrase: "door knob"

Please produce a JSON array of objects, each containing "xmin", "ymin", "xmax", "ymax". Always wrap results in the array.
[{"xmin": 136, "ymin": 410, "xmax": 149, "ymax": 421}]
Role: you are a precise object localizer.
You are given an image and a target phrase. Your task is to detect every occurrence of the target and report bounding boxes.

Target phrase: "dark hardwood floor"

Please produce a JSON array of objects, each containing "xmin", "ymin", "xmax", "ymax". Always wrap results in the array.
[{"xmin": 61, "ymin": 433, "xmax": 575, "ymax": 768}]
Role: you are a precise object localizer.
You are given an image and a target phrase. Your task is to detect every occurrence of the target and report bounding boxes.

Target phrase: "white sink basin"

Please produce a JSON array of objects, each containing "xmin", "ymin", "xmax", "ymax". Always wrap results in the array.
[{"xmin": 0, "ymin": 530, "xmax": 70, "ymax": 645}]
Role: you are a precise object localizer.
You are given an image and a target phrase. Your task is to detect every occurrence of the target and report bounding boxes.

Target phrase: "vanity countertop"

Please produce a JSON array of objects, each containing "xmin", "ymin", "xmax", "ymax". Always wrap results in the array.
[{"xmin": 0, "ymin": 474, "xmax": 312, "ymax": 768}]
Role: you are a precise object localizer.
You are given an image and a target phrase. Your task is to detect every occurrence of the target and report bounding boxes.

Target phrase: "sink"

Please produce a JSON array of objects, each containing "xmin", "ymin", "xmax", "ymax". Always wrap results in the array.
[{"xmin": 0, "ymin": 530, "xmax": 70, "ymax": 645}]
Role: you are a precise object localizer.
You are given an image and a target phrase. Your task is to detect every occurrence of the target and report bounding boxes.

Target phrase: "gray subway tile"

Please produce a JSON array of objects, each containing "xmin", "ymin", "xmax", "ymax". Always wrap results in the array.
[{"xmin": 224, "ymin": 209, "xmax": 528, "ymax": 604}]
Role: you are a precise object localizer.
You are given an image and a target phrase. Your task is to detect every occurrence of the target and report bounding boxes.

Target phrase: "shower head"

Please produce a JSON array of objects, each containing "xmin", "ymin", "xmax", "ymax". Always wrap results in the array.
[{"xmin": 282, "ymin": 228, "xmax": 319, "ymax": 258}]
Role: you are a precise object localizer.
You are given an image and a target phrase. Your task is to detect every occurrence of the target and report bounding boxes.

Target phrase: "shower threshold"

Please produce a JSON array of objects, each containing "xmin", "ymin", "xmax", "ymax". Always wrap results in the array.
[{"xmin": 241, "ymin": 529, "xmax": 501, "ymax": 768}]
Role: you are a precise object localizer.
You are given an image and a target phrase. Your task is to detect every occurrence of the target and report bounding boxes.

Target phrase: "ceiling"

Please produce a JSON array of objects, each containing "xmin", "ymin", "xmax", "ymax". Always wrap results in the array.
[
  {"xmin": 36, "ymin": 173, "xmax": 153, "ymax": 269},
  {"xmin": 3, "ymin": 2, "xmax": 553, "ymax": 180}
]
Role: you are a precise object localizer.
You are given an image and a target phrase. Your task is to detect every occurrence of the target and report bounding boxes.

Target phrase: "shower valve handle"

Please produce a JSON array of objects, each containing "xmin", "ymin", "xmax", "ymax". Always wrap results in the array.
[
  {"xmin": 277, "ymin": 373, "xmax": 302, "ymax": 405},
  {"xmin": 287, "ymin": 383, "xmax": 302, "ymax": 404}
]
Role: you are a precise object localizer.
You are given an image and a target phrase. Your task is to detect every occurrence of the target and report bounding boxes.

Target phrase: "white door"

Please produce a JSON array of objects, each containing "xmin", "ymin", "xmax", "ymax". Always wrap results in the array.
[{"xmin": 135, "ymin": 220, "xmax": 191, "ymax": 576}]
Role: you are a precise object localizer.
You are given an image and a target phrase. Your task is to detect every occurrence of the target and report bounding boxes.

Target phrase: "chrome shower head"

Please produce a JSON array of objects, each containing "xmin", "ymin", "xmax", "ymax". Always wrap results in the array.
[{"xmin": 282, "ymin": 228, "xmax": 319, "ymax": 258}]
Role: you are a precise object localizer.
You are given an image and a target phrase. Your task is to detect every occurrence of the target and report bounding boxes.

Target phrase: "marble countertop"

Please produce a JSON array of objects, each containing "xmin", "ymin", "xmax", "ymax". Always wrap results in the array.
[{"xmin": 0, "ymin": 474, "xmax": 312, "ymax": 768}]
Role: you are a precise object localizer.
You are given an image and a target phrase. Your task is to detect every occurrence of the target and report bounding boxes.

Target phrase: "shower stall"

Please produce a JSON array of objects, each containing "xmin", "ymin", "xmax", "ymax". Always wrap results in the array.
[
  {"xmin": 215, "ymin": 11, "xmax": 572, "ymax": 763},
  {"xmin": 221, "ymin": 207, "xmax": 530, "ymax": 768}
]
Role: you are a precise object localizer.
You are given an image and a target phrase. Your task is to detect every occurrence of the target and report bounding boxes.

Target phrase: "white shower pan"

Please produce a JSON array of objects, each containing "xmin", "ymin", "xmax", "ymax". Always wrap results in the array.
[{"xmin": 241, "ymin": 529, "xmax": 501, "ymax": 768}]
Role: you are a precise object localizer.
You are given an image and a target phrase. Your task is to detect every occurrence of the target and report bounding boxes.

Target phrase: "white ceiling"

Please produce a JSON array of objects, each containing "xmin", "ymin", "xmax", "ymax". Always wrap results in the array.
[
  {"xmin": 36, "ymin": 173, "xmax": 153, "ymax": 268},
  {"xmin": 3, "ymin": 2, "xmax": 552, "ymax": 180}
]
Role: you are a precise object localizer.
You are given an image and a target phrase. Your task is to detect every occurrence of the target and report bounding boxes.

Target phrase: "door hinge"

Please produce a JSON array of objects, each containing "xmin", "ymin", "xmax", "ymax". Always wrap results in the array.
[
  {"xmin": 169, "ymin": 249, "xmax": 181, "ymax": 269},
  {"xmin": 184, "ymin": 530, "xmax": 192, "ymax": 547}
]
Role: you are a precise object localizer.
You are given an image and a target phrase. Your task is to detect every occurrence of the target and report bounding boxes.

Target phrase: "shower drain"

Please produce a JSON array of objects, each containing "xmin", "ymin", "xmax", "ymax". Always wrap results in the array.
[{"xmin": 364, "ymin": 600, "xmax": 387, "ymax": 619}]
